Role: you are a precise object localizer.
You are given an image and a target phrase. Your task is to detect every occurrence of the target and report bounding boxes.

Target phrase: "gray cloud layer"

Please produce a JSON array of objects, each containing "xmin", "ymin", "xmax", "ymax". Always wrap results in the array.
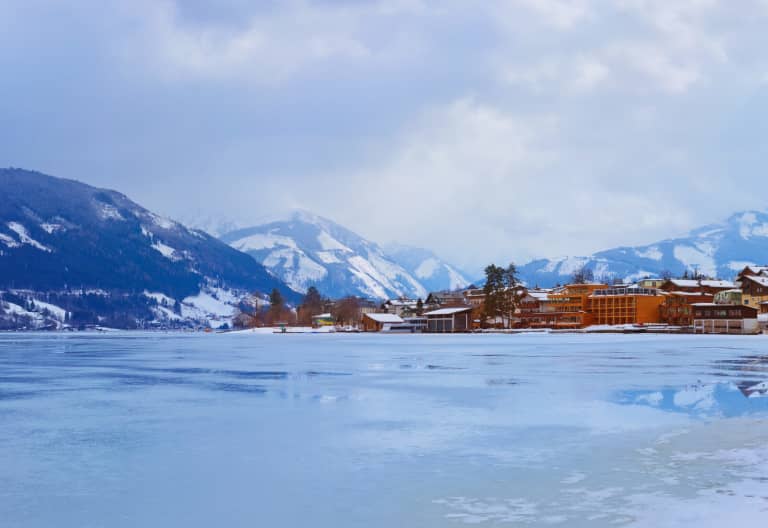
[{"xmin": 2, "ymin": 0, "xmax": 768, "ymax": 273}]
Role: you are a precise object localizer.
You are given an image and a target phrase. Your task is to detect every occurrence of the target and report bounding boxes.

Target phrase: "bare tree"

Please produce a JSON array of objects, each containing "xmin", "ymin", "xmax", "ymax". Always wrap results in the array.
[
  {"xmin": 332, "ymin": 296, "xmax": 361, "ymax": 326},
  {"xmin": 571, "ymin": 265, "xmax": 595, "ymax": 284}
]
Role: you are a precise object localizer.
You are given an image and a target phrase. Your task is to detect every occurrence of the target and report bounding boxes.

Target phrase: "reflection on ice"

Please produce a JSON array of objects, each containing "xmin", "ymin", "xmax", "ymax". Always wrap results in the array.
[{"xmin": 620, "ymin": 381, "xmax": 768, "ymax": 418}]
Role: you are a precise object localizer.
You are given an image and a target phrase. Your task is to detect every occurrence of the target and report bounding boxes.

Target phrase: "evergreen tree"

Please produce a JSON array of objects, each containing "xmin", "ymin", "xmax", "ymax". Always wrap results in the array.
[
  {"xmin": 482, "ymin": 263, "xmax": 519, "ymax": 328},
  {"xmin": 416, "ymin": 297, "xmax": 424, "ymax": 316},
  {"xmin": 298, "ymin": 286, "xmax": 324, "ymax": 325},
  {"xmin": 303, "ymin": 286, "xmax": 323, "ymax": 312},
  {"xmin": 269, "ymin": 288, "xmax": 285, "ymax": 321}
]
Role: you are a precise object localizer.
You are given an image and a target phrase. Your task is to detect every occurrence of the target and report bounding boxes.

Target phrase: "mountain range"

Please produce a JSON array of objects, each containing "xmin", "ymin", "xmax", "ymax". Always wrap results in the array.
[
  {"xmin": 0, "ymin": 168, "xmax": 295, "ymax": 329},
  {"xmin": 517, "ymin": 210, "xmax": 768, "ymax": 287},
  {"xmin": 218, "ymin": 211, "xmax": 470, "ymax": 300},
  {"xmin": 4, "ymin": 166, "xmax": 768, "ymax": 329}
]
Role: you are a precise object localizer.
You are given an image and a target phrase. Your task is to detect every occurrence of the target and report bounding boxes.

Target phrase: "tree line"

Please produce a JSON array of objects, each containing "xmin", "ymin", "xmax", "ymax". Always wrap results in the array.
[{"xmin": 234, "ymin": 286, "xmax": 371, "ymax": 328}]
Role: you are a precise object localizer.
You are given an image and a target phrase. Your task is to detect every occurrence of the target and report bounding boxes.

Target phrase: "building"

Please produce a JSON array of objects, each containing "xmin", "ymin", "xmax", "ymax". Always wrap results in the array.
[
  {"xmin": 699, "ymin": 280, "xmax": 737, "ymax": 291},
  {"xmin": 311, "ymin": 313, "xmax": 335, "ymax": 327},
  {"xmin": 739, "ymin": 275, "xmax": 768, "ymax": 309},
  {"xmin": 535, "ymin": 283, "xmax": 607, "ymax": 328},
  {"xmin": 759, "ymin": 313, "xmax": 768, "ymax": 333},
  {"xmin": 660, "ymin": 279, "xmax": 735, "ymax": 295},
  {"xmin": 736, "ymin": 265, "xmax": 768, "ymax": 281},
  {"xmin": 462, "ymin": 288, "xmax": 486, "ymax": 307},
  {"xmin": 382, "ymin": 298, "xmax": 420, "ymax": 317},
  {"xmin": 361, "ymin": 313, "xmax": 405, "ymax": 332},
  {"xmin": 358, "ymin": 299, "xmax": 381, "ymax": 315},
  {"xmin": 659, "ymin": 292, "xmax": 713, "ymax": 326},
  {"xmin": 425, "ymin": 290, "xmax": 467, "ymax": 309},
  {"xmin": 714, "ymin": 289, "xmax": 743, "ymax": 305},
  {"xmin": 516, "ymin": 290, "xmax": 550, "ymax": 327},
  {"xmin": 589, "ymin": 286, "xmax": 665, "ymax": 326},
  {"xmin": 402, "ymin": 316, "xmax": 428, "ymax": 332},
  {"xmin": 637, "ymin": 278, "xmax": 665, "ymax": 289},
  {"xmin": 423, "ymin": 306, "xmax": 473, "ymax": 333},
  {"xmin": 692, "ymin": 304, "xmax": 759, "ymax": 334}
]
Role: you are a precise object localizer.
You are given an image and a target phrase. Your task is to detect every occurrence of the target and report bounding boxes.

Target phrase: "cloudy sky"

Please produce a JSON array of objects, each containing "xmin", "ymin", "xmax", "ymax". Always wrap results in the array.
[{"xmin": 2, "ymin": 0, "xmax": 768, "ymax": 273}]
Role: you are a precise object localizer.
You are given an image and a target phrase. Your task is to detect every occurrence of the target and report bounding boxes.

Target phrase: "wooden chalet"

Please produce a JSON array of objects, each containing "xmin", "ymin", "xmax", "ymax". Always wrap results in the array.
[
  {"xmin": 740, "ymin": 275, "xmax": 768, "ymax": 309},
  {"xmin": 692, "ymin": 304, "xmax": 759, "ymax": 334},
  {"xmin": 659, "ymin": 292, "xmax": 714, "ymax": 326},
  {"xmin": 660, "ymin": 279, "xmax": 735, "ymax": 295}
]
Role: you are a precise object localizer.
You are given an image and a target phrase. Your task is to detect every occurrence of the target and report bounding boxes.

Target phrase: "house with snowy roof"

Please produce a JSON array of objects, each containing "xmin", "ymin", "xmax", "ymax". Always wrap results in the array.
[
  {"xmin": 361, "ymin": 312, "xmax": 404, "ymax": 332},
  {"xmin": 424, "ymin": 290, "xmax": 467, "ymax": 309},
  {"xmin": 636, "ymin": 278, "xmax": 665, "ymax": 289},
  {"xmin": 736, "ymin": 265, "xmax": 768, "ymax": 281},
  {"xmin": 423, "ymin": 306, "xmax": 473, "ymax": 333},
  {"xmin": 740, "ymin": 275, "xmax": 768, "ymax": 309},
  {"xmin": 659, "ymin": 291, "xmax": 714, "ymax": 327},
  {"xmin": 660, "ymin": 279, "xmax": 735, "ymax": 295},
  {"xmin": 381, "ymin": 298, "xmax": 420, "ymax": 317}
]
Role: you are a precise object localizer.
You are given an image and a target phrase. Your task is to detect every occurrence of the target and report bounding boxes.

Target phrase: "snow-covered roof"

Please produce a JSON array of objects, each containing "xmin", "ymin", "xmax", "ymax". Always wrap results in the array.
[
  {"xmin": 700, "ymin": 280, "xmax": 735, "ymax": 288},
  {"xmin": 668, "ymin": 291, "xmax": 710, "ymax": 297},
  {"xmin": 364, "ymin": 313, "xmax": 404, "ymax": 323},
  {"xmin": 385, "ymin": 299, "xmax": 418, "ymax": 306},
  {"xmin": 717, "ymin": 289, "xmax": 742, "ymax": 294},
  {"xmin": 744, "ymin": 266, "xmax": 768, "ymax": 275},
  {"xmin": 312, "ymin": 313, "xmax": 333, "ymax": 319},
  {"xmin": 526, "ymin": 291, "xmax": 549, "ymax": 300},
  {"xmin": 743, "ymin": 275, "xmax": 768, "ymax": 287},
  {"xmin": 424, "ymin": 307, "xmax": 473, "ymax": 316},
  {"xmin": 667, "ymin": 279, "xmax": 700, "ymax": 287}
]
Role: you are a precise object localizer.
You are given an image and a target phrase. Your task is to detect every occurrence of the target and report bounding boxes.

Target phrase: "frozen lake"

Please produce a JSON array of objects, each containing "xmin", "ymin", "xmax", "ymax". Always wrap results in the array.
[{"xmin": 2, "ymin": 333, "xmax": 768, "ymax": 527}]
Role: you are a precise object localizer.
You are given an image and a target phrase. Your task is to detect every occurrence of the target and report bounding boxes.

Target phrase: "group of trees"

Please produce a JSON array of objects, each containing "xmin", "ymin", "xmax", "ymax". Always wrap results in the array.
[
  {"xmin": 234, "ymin": 286, "xmax": 371, "ymax": 329},
  {"xmin": 482, "ymin": 263, "xmax": 521, "ymax": 328},
  {"xmin": 234, "ymin": 288, "xmax": 297, "ymax": 328}
]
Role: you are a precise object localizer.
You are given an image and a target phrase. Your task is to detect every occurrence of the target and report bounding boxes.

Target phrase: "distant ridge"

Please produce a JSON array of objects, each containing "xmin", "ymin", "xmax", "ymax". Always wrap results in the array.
[
  {"xmin": 217, "ymin": 210, "xmax": 469, "ymax": 300},
  {"xmin": 518, "ymin": 210, "xmax": 768, "ymax": 287},
  {"xmin": 0, "ymin": 168, "xmax": 297, "ymax": 329}
]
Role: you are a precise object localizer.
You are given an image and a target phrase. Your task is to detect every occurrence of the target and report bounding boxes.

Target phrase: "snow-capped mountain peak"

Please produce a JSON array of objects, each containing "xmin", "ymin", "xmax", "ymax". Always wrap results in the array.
[
  {"xmin": 216, "ymin": 211, "xmax": 471, "ymax": 300},
  {"xmin": 221, "ymin": 211, "xmax": 431, "ymax": 300},
  {"xmin": 518, "ymin": 209, "xmax": 768, "ymax": 287},
  {"xmin": 384, "ymin": 244, "xmax": 471, "ymax": 293}
]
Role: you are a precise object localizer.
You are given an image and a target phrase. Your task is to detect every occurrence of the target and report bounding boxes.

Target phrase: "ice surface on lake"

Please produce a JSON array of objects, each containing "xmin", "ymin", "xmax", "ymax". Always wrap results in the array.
[{"xmin": 2, "ymin": 333, "xmax": 768, "ymax": 527}]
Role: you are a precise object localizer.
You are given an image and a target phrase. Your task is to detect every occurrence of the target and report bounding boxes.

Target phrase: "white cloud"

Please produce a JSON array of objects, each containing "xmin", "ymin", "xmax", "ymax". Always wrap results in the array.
[
  {"xmin": 4, "ymin": 0, "xmax": 768, "ymax": 275},
  {"xmin": 121, "ymin": 0, "xmax": 426, "ymax": 83},
  {"xmin": 310, "ymin": 98, "xmax": 691, "ymax": 269},
  {"xmin": 495, "ymin": 0, "xmax": 730, "ymax": 95},
  {"xmin": 497, "ymin": 0, "xmax": 593, "ymax": 30}
]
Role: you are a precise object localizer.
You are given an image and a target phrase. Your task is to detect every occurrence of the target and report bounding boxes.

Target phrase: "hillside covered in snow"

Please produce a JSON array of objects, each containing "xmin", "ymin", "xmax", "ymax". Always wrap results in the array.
[
  {"xmin": 384, "ymin": 244, "xmax": 471, "ymax": 293},
  {"xmin": 518, "ymin": 211, "xmax": 768, "ymax": 287},
  {"xmin": 0, "ymin": 168, "xmax": 295, "ymax": 329},
  {"xmin": 221, "ymin": 211, "xmax": 441, "ymax": 300}
]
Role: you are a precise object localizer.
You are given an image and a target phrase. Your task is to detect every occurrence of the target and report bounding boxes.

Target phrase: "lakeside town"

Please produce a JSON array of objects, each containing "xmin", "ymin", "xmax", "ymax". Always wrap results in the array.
[{"xmin": 235, "ymin": 264, "xmax": 768, "ymax": 335}]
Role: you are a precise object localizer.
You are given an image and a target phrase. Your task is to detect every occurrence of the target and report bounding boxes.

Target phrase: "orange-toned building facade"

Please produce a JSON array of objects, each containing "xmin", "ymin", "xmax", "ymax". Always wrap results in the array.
[
  {"xmin": 659, "ymin": 292, "xmax": 714, "ymax": 326},
  {"xmin": 589, "ymin": 286, "xmax": 665, "ymax": 325},
  {"xmin": 540, "ymin": 283, "xmax": 607, "ymax": 328}
]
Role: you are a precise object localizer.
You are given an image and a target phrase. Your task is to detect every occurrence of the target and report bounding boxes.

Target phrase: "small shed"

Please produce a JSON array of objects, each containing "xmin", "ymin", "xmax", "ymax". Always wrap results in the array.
[
  {"xmin": 362, "ymin": 313, "xmax": 404, "ymax": 332},
  {"xmin": 423, "ymin": 306, "xmax": 473, "ymax": 333},
  {"xmin": 312, "ymin": 313, "xmax": 335, "ymax": 327}
]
